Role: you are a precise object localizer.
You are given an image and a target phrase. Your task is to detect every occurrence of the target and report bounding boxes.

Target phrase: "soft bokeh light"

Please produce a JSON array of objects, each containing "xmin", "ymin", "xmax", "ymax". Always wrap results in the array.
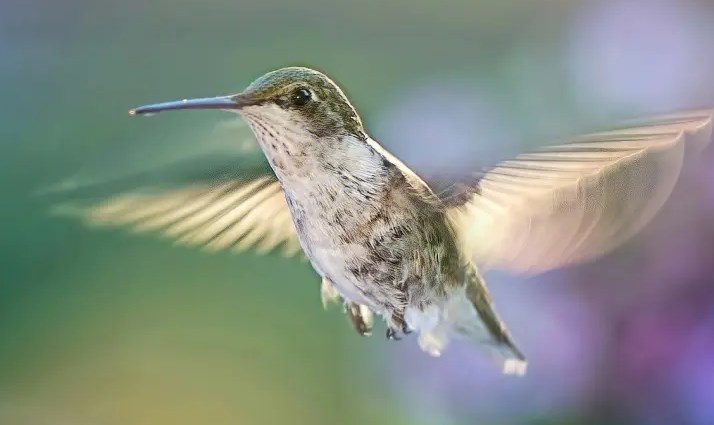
[{"xmin": 567, "ymin": 0, "xmax": 714, "ymax": 114}]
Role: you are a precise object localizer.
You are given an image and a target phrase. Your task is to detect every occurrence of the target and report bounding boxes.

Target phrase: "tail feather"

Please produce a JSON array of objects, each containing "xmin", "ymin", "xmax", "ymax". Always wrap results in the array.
[
  {"xmin": 406, "ymin": 266, "xmax": 527, "ymax": 375},
  {"xmin": 465, "ymin": 268, "xmax": 527, "ymax": 375}
]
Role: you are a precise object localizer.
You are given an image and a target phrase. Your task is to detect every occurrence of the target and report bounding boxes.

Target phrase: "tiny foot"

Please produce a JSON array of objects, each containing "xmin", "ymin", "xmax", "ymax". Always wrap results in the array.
[
  {"xmin": 347, "ymin": 303, "xmax": 372, "ymax": 336},
  {"xmin": 386, "ymin": 308, "xmax": 408, "ymax": 340},
  {"xmin": 386, "ymin": 327, "xmax": 402, "ymax": 340}
]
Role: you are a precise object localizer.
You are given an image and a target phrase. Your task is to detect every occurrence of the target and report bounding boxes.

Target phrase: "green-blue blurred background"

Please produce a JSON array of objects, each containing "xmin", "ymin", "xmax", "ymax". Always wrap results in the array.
[{"xmin": 3, "ymin": 1, "xmax": 714, "ymax": 424}]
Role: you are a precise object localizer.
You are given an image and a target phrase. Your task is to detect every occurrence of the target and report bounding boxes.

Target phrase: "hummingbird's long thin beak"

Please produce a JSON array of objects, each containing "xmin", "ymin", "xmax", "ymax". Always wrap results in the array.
[{"xmin": 129, "ymin": 93, "xmax": 254, "ymax": 116}]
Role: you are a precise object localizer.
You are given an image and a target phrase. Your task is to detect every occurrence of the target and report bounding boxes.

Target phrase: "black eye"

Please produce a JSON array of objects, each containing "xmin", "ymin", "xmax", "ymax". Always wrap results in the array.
[{"xmin": 292, "ymin": 88, "xmax": 311, "ymax": 106}]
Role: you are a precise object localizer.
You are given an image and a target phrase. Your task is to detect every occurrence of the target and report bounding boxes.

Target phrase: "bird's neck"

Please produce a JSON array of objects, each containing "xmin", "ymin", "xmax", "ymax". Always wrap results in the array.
[{"xmin": 262, "ymin": 133, "xmax": 392, "ymax": 201}]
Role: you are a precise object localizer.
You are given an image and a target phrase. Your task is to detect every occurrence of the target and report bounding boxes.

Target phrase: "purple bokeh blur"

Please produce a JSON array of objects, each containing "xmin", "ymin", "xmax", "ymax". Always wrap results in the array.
[{"xmin": 568, "ymin": 0, "xmax": 714, "ymax": 115}]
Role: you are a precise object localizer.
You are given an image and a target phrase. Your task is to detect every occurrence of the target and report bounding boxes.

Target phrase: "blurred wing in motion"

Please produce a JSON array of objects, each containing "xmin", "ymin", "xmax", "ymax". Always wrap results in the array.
[
  {"xmin": 449, "ymin": 109, "xmax": 714, "ymax": 274},
  {"xmin": 51, "ymin": 135, "xmax": 301, "ymax": 257}
]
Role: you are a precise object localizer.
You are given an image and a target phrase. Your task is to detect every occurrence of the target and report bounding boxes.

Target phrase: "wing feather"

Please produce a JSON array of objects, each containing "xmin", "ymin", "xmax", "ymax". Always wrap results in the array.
[
  {"xmin": 57, "ymin": 176, "xmax": 301, "ymax": 257},
  {"xmin": 451, "ymin": 109, "xmax": 714, "ymax": 274}
]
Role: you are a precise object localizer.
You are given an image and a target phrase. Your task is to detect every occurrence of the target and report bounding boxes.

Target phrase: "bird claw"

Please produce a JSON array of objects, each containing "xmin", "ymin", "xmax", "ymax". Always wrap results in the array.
[
  {"xmin": 346, "ymin": 303, "xmax": 373, "ymax": 336},
  {"xmin": 386, "ymin": 324, "xmax": 412, "ymax": 340},
  {"xmin": 386, "ymin": 310, "xmax": 410, "ymax": 340},
  {"xmin": 386, "ymin": 327, "xmax": 402, "ymax": 340}
]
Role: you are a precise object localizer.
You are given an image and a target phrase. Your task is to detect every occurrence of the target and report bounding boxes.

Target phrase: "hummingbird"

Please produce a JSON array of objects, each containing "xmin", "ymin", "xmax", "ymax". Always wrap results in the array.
[{"xmin": 63, "ymin": 67, "xmax": 713, "ymax": 375}]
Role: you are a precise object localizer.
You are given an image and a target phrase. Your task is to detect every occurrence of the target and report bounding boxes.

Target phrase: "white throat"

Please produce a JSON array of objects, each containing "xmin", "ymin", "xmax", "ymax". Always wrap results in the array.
[{"xmin": 240, "ymin": 105, "xmax": 387, "ymax": 199}]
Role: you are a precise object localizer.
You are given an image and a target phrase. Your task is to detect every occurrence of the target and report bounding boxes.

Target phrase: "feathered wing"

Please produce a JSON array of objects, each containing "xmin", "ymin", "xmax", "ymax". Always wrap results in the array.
[
  {"xmin": 51, "ymin": 141, "xmax": 301, "ymax": 257},
  {"xmin": 449, "ymin": 109, "xmax": 714, "ymax": 274}
]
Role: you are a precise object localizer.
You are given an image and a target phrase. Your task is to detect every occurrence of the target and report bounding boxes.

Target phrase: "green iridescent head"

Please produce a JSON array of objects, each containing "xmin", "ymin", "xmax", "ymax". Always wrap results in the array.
[{"xmin": 130, "ymin": 67, "xmax": 366, "ymax": 140}]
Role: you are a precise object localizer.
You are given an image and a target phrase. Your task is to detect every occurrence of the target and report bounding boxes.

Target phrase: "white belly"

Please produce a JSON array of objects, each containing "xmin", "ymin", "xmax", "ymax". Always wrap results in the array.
[{"xmin": 308, "ymin": 242, "xmax": 373, "ymax": 307}]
